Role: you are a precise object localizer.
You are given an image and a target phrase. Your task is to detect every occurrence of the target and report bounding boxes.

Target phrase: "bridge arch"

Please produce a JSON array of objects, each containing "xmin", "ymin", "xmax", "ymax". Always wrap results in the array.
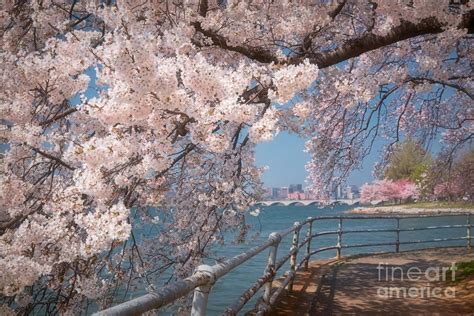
[
  {"xmin": 288, "ymin": 201, "xmax": 305, "ymax": 206},
  {"xmin": 269, "ymin": 201, "xmax": 286, "ymax": 206}
]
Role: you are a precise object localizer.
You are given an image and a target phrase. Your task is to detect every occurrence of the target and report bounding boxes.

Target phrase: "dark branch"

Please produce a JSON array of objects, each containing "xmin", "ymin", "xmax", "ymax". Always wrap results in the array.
[
  {"xmin": 303, "ymin": 13, "xmax": 473, "ymax": 68},
  {"xmin": 40, "ymin": 107, "xmax": 77, "ymax": 126},
  {"xmin": 198, "ymin": 0, "xmax": 208, "ymax": 17},
  {"xmin": 194, "ymin": 10, "xmax": 473, "ymax": 69},
  {"xmin": 29, "ymin": 146, "xmax": 75, "ymax": 170},
  {"xmin": 328, "ymin": 0, "xmax": 347, "ymax": 20},
  {"xmin": 192, "ymin": 22, "xmax": 279, "ymax": 64}
]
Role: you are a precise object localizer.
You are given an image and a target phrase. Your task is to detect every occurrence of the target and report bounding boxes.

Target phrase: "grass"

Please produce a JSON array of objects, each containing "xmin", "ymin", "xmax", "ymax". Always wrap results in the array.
[
  {"xmin": 402, "ymin": 201, "xmax": 474, "ymax": 209},
  {"xmin": 448, "ymin": 260, "xmax": 474, "ymax": 284},
  {"xmin": 364, "ymin": 201, "xmax": 474, "ymax": 209}
]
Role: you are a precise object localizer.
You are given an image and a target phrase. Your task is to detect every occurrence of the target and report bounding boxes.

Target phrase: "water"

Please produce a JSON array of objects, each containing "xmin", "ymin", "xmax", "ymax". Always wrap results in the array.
[{"xmin": 128, "ymin": 205, "xmax": 471, "ymax": 315}]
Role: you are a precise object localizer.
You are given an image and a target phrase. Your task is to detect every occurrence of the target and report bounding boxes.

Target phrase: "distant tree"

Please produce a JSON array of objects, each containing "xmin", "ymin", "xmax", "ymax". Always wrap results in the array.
[
  {"xmin": 454, "ymin": 149, "xmax": 474, "ymax": 200},
  {"xmin": 360, "ymin": 179, "xmax": 419, "ymax": 204},
  {"xmin": 431, "ymin": 149, "xmax": 474, "ymax": 201},
  {"xmin": 360, "ymin": 183, "xmax": 378, "ymax": 204},
  {"xmin": 434, "ymin": 181, "xmax": 464, "ymax": 201},
  {"xmin": 384, "ymin": 139, "xmax": 432, "ymax": 182}
]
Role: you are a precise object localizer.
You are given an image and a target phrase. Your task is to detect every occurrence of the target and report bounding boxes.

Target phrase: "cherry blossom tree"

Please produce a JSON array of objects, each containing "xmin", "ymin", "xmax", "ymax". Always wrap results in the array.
[
  {"xmin": 360, "ymin": 179, "xmax": 420, "ymax": 204},
  {"xmin": 360, "ymin": 182, "xmax": 379, "ymax": 204},
  {"xmin": 426, "ymin": 148, "xmax": 474, "ymax": 200},
  {"xmin": 1, "ymin": 0, "xmax": 472, "ymax": 313},
  {"xmin": 397, "ymin": 179, "xmax": 420, "ymax": 201},
  {"xmin": 434, "ymin": 181, "xmax": 464, "ymax": 200}
]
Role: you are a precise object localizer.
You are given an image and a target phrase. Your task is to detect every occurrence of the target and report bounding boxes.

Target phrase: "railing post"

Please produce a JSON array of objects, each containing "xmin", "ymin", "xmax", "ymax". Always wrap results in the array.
[
  {"xmin": 305, "ymin": 218, "xmax": 313, "ymax": 271},
  {"xmin": 336, "ymin": 218, "xmax": 342, "ymax": 259},
  {"xmin": 263, "ymin": 232, "xmax": 281, "ymax": 305},
  {"xmin": 288, "ymin": 222, "xmax": 300, "ymax": 292},
  {"xmin": 396, "ymin": 218, "xmax": 400, "ymax": 253},
  {"xmin": 191, "ymin": 265, "xmax": 215, "ymax": 316},
  {"xmin": 467, "ymin": 214, "xmax": 471, "ymax": 249}
]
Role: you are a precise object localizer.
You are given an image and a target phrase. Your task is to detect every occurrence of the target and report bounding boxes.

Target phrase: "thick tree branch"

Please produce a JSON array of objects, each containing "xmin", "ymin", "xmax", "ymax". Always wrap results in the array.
[
  {"xmin": 0, "ymin": 203, "xmax": 44, "ymax": 235},
  {"xmin": 194, "ymin": 10, "xmax": 473, "ymax": 69},
  {"xmin": 329, "ymin": 0, "xmax": 347, "ymax": 20},
  {"xmin": 192, "ymin": 22, "xmax": 279, "ymax": 63},
  {"xmin": 198, "ymin": 0, "xmax": 208, "ymax": 17},
  {"xmin": 29, "ymin": 146, "xmax": 75, "ymax": 170},
  {"xmin": 303, "ymin": 13, "xmax": 473, "ymax": 68},
  {"xmin": 40, "ymin": 107, "xmax": 77, "ymax": 126}
]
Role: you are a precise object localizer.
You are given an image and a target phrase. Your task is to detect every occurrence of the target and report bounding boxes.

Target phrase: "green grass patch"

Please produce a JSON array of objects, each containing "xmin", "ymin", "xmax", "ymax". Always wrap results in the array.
[
  {"xmin": 448, "ymin": 260, "xmax": 474, "ymax": 284},
  {"xmin": 363, "ymin": 201, "xmax": 474, "ymax": 209},
  {"xmin": 402, "ymin": 201, "xmax": 474, "ymax": 209}
]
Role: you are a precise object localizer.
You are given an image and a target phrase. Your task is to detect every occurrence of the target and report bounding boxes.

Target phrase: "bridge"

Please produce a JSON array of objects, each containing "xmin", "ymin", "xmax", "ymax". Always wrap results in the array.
[{"xmin": 255, "ymin": 198, "xmax": 360, "ymax": 207}]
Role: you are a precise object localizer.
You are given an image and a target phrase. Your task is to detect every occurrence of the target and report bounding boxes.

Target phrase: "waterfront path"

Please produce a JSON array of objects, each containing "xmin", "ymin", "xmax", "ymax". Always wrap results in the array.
[{"xmin": 272, "ymin": 248, "xmax": 474, "ymax": 315}]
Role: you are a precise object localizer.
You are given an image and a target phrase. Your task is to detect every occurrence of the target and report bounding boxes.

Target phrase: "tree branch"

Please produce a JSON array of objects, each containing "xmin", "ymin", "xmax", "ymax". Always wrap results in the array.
[
  {"xmin": 194, "ymin": 10, "xmax": 473, "ymax": 69},
  {"xmin": 303, "ymin": 13, "xmax": 473, "ymax": 68},
  {"xmin": 407, "ymin": 77, "xmax": 473, "ymax": 100},
  {"xmin": 328, "ymin": 0, "xmax": 347, "ymax": 20},
  {"xmin": 198, "ymin": 0, "xmax": 208, "ymax": 17},
  {"xmin": 40, "ymin": 107, "xmax": 77, "ymax": 126},
  {"xmin": 29, "ymin": 146, "xmax": 75, "ymax": 170},
  {"xmin": 192, "ymin": 22, "xmax": 279, "ymax": 64}
]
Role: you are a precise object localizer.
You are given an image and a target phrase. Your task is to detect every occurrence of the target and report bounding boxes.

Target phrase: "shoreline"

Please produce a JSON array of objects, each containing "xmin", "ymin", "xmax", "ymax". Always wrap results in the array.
[{"xmin": 347, "ymin": 206, "xmax": 474, "ymax": 215}]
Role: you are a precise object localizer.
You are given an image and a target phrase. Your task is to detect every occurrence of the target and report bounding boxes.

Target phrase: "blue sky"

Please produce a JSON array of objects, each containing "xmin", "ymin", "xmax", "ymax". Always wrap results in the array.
[{"xmin": 255, "ymin": 131, "xmax": 381, "ymax": 188}]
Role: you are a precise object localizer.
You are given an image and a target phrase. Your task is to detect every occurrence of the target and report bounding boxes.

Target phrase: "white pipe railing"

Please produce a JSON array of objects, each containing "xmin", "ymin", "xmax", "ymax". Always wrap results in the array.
[{"xmin": 94, "ymin": 213, "xmax": 473, "ymax": 316}]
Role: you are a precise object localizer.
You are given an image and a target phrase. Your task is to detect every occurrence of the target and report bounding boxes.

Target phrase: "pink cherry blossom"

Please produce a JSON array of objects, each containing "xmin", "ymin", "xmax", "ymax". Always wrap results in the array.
[{"xmin": 361, "ymin": 179, "xmax": 420, "ymax": 204}]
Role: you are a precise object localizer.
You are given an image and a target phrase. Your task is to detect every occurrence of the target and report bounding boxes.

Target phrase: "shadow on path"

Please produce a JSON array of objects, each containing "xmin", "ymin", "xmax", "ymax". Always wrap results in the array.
[
  {"xmin": 272, "ymin": 247, "xmax": 474, "ymax": 315},
  {"xmin": 308, "ymin": 262, "xmax": 341, "ymax": 315}
]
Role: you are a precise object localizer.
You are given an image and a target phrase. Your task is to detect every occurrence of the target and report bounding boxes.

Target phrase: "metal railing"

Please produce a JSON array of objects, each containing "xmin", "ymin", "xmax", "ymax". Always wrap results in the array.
[{"xmin": 94, "ymin": 213, "xmax": 473, "ymax": 316}]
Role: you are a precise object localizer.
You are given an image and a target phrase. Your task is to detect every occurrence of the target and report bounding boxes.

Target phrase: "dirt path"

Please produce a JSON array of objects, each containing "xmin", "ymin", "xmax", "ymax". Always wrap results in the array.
[{"xmin": 272, "ymin": 248, "xmax": 474, "ymax": 315}]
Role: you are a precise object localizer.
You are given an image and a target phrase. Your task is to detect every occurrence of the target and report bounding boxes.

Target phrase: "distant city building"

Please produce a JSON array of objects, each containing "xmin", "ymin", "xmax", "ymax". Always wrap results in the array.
[
  {"xmin": 331, "ymin": 183, "xmax": 342, "ymax": 200},
  {"xmin": 346, "ymin": 186, "xmax": 353, "ymax": 199},
  {"xmin": 346, "ymin": 185, "xmax": 360, "ymax": 199},
  {"xmin": 280, "ymin": 187, "xmax": 289, "ymax": 199},
  {"xmin": 330, "ymin": 183, "xmax": 359, "ymax": 200},
  {"xmin": 272, "ymin": 187, "xmax": 281, "ymax": 200},
  {"xmin": 289, "ymin": 184, "xmax": 303, "ymax": 194},
  {"xmin": 288, "ymin": 191, "xmax": 305, "ymax": 200},
  {"xmin": 345, "ymin": 185, "xmax": 360, "ymax": 200},
  {"xmin": 262, "ymin": 184, "xmax": 355, "ymax": 201},
  {"xmin": 288, "ymin": 185, "xmax": 295, "ymax": 194}
]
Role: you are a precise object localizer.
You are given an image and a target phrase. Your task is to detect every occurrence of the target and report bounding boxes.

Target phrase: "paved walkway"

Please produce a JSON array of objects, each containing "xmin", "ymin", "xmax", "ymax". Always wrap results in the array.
[{"xmin": 272, "ymin": 248, "xmax": 474, "ymax": 315}]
